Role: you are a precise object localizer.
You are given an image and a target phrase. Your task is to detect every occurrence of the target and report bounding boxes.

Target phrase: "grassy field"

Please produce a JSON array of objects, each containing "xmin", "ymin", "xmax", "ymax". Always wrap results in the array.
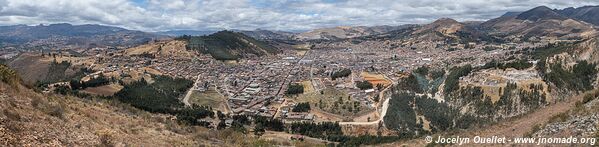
[{"xmin": 189, "ymin": 88, "xmax": 229, "ymax": 113}]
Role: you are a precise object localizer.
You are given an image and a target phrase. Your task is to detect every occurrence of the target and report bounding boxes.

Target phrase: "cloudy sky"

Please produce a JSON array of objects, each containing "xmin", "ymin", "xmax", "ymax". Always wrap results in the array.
[{"xmin": 1, "ymin": 0, "xmax": 599, "ymax": 32}]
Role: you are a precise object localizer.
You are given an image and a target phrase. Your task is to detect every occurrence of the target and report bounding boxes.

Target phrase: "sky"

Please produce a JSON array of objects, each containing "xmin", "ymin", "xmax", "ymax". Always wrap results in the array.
[{"xmin": 1, "ymin": 0, "xmax": 599, "ymax": 32}]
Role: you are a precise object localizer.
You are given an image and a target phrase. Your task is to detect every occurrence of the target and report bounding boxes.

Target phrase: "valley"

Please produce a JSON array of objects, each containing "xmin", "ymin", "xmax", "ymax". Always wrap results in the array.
[{"xmin": 1, "ymin": 3, "xmax": 599, "ymax": 147}]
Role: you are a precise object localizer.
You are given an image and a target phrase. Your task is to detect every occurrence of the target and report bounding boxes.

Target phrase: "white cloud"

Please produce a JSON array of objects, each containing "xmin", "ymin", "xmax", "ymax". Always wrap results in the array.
[{"xmin": 0, "ymin": 0, "xmax": 598, "ymax": 31}]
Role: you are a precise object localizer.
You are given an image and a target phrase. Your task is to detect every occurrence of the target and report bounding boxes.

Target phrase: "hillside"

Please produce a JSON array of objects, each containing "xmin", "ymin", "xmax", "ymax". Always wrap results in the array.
[
  {"xmin": 238, "ymin": 29, "xmax": 297, "ymax": 41},
  {"xmin": 0, "ymin": 64, "xmax": 325, "ymax": 146},
  {"xmin": 6, "ymin": 53, "xmax": 86, "ymax": 86},
  {"xmin": 0, "ymin": 23, "xmax": 166, "ymax": 49},
  {"xmin": 155, "ymin": 30, "xmax": 216, "ymax": 36},
  {"xmin": 558, "ymin": 6, "xmax": 599, "ymax": 26},
  {"xmin": 482, "ymin": 6, "xmax": 598, "ymax": 39},
  {"xmin": 410, "ymin": 18, "xmax": 494, "ymax": 42},
  {"xmin": 296, "ymin": 25, "xmax": 410, "ymax": 40},
  {"xmin": 125, "ymin": 40, "xmax": 195, "ymax": 59},
  {"xmin": 182, "ymin": 30, "xmax": 280, "ymax": 60}
]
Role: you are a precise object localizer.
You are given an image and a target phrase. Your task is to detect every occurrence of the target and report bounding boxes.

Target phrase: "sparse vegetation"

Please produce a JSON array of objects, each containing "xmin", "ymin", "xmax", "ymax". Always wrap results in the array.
[{"xmin": 0, "ymin": 64, "xmax": 20, "ymax": 87}]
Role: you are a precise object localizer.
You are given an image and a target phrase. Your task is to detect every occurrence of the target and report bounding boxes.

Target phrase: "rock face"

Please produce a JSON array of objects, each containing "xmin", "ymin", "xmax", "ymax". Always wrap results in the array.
[
  {"xmin": 533, "ymin": 99, "xmax": 599, "ymax": 138},
  {"xmin": 534, "ymin": 113, "xmax": 598, "ymax": 138}
]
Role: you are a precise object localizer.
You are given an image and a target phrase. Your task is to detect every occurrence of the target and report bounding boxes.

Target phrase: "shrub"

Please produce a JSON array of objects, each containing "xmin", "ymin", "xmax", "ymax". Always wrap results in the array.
[
  {"xmin": 355, "ymin": 81, "xmax": 373, "ymax": 90},
  {"xmin": 292, "ymin": 102, "xmax": 311, "ymax": 112},
  {"xmin": 286, "ymin": 83, "xmax": 304, "ymax": 95}
]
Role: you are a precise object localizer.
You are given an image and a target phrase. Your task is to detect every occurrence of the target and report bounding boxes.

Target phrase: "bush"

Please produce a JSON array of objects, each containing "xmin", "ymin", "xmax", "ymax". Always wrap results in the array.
[
  {"xmin": 355, "ymin": 81, "xmax": 373, "ymax": 90},
  {"xmin": 286, "ymin": 83, "xmax": 304, "ymax": 95},
  {"xmin": 0, "ymin": 64, "xmax": 20, "ymax": 87},
  {"xmin": 292, "ymin": 102, "xmax": 311, "ymax": 112},
  {"xmin": 46, "ymin": 103, "xmax": 65, "ymax": 119},
  {"xmin": 331, "ymin": 68, "xmax": 351, "ymax": 80}
]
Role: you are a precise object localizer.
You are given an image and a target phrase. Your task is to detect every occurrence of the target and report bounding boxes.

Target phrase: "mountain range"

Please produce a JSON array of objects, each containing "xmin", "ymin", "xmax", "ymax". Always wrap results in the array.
[
  {"xmin": 1, "ymin": 5, "xmax": 599, "ymax": 50},
  {"xmin": 0, "ymin": 23, "xmax": 166, "ymax": 49}
]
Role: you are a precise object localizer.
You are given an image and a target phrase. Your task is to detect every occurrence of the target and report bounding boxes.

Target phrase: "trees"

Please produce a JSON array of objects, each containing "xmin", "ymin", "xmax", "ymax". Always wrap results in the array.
[
  {"xmin": 176, "ymin": 104, "xmax": 215, "ymax": 126},
  {"xmin": 443, "ymin": 65, "xmax": 472, "ymax": 95},
  {"xmin": 482, "ymin": 59, "xmax": 532, "ymax": 70},
  {"xmin": 355, "ymin": 80, "xmax": 373, "ymax": 90},
  {"xmin": 383, "ymin": 92, "xmax": 418, "ymax": 132},
  {"xmin": 397, "ymin": 74, "xmax": 423, "ymax": 93},
  {"xmin": 292, "ymin": 102, "xmax": 311, "ymax": 112},
  {"xmin": 289, "ymin": 121, "xmax": 343, "ymax": 139},
  {"xmin": 544, "ymin": 60, "xmax": 597, "ymax": 91},
  {"xmin": 115, "ymin": 75, "xmax": 193, "ymax": 114},
  {"xmin": 286, "ymin": 83, "xmax": 304, "ymax": 95},
  {"xmin": 331, "ymin": 68, "xmax": 351, "ymax": 80},
  {"xmin": 253, "ymin": 115, "xmax": 285, "ymax": 131},
  {"xmin": 413, "ymin": 66, "xmax": 429, "ymax": 75}
]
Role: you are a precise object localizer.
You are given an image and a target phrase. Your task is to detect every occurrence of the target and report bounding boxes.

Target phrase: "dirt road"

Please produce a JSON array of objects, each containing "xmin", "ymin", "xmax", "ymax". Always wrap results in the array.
[{"xmin": 339, "ymin": 85, "xmax": 391, "ymax": 125}]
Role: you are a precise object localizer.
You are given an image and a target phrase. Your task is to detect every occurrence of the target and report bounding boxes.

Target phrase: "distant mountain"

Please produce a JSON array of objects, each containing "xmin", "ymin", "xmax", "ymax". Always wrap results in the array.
[
  {"xmin": 481, "ymin": 6, "xmax": 597, "ymax": 39},
  {"xmin": 296, "ymin": 25, "xmax": 410, "ymax": 40},
  {"xmin": 501, "ymin": 12, "xmax": 522, "ymax": 17},
  {"xmin": 156, "ymin": 30, "xmax": 216, "ymax": 36},
  {"xmin": 557, "ymin": 6, "xmax": 599, "ymax": 26},
  {"xmin": 515, "ymin": 6, "xmax": 567, "ymax": 21},
  {"xmin": 182, "ymin": 30, "xmax": 280, "ymax": 60},
  {"xmin": 407, "ymin": 18, "xmax": 494, "ymax": 42},
  {"xmin": 0, "ymin": 23, "xmax": 166, "ymax": 49},
  {"xmin": 237, "ymin": 29, "xmax": 296, "ymax": 40}
]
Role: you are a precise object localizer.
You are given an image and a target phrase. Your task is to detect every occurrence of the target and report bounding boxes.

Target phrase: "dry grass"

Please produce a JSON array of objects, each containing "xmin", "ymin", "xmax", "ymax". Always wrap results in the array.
[
  {"xmin": 80, "ymin": 84, "xmax": 124, "ymax": 96},
  {"xmin": 189, "ymin": 88, "xmax": 229, "ymax": 112},
  {"xmin": 360, "ymin": 72, "xmax": 392, "ymax": 87},
  {"xmin": 293, "ymin": 87, "xmax": 371, "ymax": 118},
  {"xmin": 300, "ymin": 80, "xmax": 315, "ymax": 93}
]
